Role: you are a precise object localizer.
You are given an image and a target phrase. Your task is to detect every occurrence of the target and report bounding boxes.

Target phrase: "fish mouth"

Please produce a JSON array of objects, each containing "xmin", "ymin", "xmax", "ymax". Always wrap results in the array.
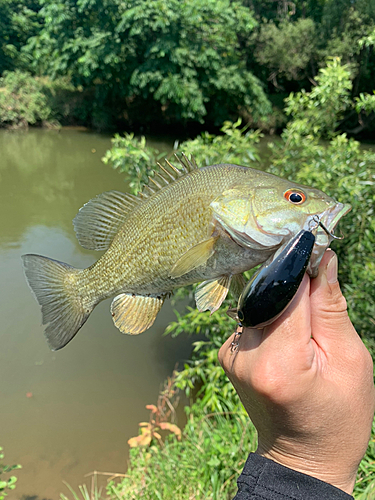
[
  {"xmin": 306, "ymin": 201, "xmax": 351, "ymax": 277},
  {"xmin": 323, "ymin": 202, "xmax": 352, "ymax": 237}
]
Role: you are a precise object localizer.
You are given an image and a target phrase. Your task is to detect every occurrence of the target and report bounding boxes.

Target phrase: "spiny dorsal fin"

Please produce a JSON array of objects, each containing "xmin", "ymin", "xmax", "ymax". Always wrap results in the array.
[
  {"xmin": 73, "ymin": 191, "xmax": 141, "ymax": 251},
  {"xmin": 139, "ymin": 154, "xmax": 198, "ymax": 198}
]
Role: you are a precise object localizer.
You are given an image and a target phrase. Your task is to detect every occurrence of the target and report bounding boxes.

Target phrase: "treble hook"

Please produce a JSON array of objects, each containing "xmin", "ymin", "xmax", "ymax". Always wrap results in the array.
[{"xmin": 309, "ymin": 215, "xmax": 344, "ymax": 240}]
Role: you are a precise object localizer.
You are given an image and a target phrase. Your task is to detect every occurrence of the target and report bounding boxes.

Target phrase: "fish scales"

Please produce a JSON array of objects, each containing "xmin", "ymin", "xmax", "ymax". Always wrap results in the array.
[
  {"xmin": 22, "ymin": 158, "xmax": 351, "ymax": 350},
  {"xmin": 82, "ymin": 166, "xmax": 247, "ymax": 287}
]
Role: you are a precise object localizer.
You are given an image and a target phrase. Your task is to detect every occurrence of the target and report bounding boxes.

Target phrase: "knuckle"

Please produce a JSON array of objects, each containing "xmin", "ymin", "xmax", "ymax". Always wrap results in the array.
[
  {"xmin": 247, "ymin": 358, "xmax": 285, "ymax": 399},
  {"xmin": 326, "ymin": 290, "xmax": 348, "ymax": 313}
]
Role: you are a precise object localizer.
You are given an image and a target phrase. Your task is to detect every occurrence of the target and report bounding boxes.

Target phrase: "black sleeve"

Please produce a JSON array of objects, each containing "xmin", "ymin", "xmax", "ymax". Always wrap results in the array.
[{"xmin": 233, "ymin": 453, "xmax": 354, "ymax": 500}]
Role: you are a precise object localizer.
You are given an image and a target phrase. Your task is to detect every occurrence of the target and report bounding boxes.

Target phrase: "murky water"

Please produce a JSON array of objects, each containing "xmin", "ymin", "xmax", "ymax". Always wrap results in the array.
[{"xmin": 0, "ymin": 129, "xmax": 195, "ymax": 498}]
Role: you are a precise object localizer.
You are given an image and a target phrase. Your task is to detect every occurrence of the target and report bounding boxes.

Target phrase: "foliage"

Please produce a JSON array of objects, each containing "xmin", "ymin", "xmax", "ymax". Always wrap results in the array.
[
  {"xmin": 107, "ymin": 398, "xmax": 256, "ymax": 500},
  {"xmin": 128, "ymin": 375, "xmax": 182, "ymax": 448},
  {"xmin": 320, "ymin": 7, "xmax": 374, "ymax": 65},
  {"xmin": 0, "ymin": 0, "xmax": 41, "ymax": 75},
  {"xmin": 24, "ymin": 0, "xmax": 271, "ymax": 127},
  {"xmin": 254, "ymin": 19, "xmax": 317, "ymax": 86},
  {"xmin": 179, "ymin": 119, "xmax": 262, "ymax": 167},
  {"xmin": 0, "ymin": 70, "xmax": 77, "ymax": 127},
  {"xmin": 102, "ymin": 119, "xmax": 262, "ymax": 194},
  {"xmin": 102, "ymin": 133, "xmax": 166, "ymax": 194},
  {"xmin": 0, "ymin": 70, "xmax": 52, "ymax": 127},
  {"xmin": 268, "ymin": 59, "xmax": 375, "ymax": 339},
  {"xmin": 283, "ymin": 57, "xmax": 352, "ymax": 139},
  {"xmin": 0, "ymin": 446, "xmax": 21, "ymax": 499},
  {"xmin": 61, "ymin": 475, "xmax": 104, "ymax": 500},
  {"xmin": 1, "ymin": 0, "xmax": 375, "ymax": 131}
]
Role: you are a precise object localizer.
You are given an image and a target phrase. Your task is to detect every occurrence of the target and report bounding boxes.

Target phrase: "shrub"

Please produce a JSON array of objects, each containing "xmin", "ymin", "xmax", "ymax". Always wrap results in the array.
[
  {"xmin": 0, "ymin": 70, "xmax": 51, "ymax": 127},
  {"xmin": 107, "ymin": 399, "xmax": 256, "ymax": 500},
  {"xmin": 0, "ymin": 70, "xmax": 80, "ymax": 128},
  {"xmin": 0, "ymin": 446, "xmax": 21, "ymax": 500}
]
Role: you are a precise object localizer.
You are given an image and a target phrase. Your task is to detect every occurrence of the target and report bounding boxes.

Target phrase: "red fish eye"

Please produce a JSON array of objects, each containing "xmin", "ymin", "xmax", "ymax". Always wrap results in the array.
[{"xmin": 284, "ymin": 190, "xmax": 306, "ymax": 204}]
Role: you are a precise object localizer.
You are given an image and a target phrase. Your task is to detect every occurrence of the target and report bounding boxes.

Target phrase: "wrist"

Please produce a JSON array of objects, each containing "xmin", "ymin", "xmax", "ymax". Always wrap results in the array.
[{"xmin": 256, "ymin": 447, "xmax": 356, "ymax": 495}]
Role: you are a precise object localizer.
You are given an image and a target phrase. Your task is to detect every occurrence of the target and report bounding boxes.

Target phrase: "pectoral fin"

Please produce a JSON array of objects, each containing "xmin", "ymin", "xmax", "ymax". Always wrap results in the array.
[
  {"xmin": 110, "ymin": 293, "xmax": 166, "ymax": 335},
  {"xmin": 169, "ymin": 237, "xmax": 218, "ymax": 279},
  {"xmin": 195, "ymin": 275, "xmax": 231, "ymax": 313}
]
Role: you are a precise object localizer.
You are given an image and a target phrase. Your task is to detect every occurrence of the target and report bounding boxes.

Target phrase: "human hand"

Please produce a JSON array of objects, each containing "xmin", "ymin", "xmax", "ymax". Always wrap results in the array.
[{"xmin": 219, "ymin": 250, "xmax": 375, "ymax": 494}]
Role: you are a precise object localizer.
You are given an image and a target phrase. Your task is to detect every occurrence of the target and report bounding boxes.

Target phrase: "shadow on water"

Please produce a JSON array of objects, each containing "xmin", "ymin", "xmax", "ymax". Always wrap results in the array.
[{"xmin": 0, "ymin": 129, "xmax": 196, "ymax": 498}]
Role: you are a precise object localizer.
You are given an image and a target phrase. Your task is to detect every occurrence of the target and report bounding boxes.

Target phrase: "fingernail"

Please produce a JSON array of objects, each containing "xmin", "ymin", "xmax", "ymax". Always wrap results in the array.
[{"xmin": 326, "ymin": 253, "xmax": 338, "ymax": 284}]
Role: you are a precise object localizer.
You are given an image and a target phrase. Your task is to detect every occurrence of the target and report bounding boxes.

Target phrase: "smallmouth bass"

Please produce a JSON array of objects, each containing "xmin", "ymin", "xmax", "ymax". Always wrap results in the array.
[{"xmin": 22, "ymin": 156, "xmax": 350, "ymax": 350}]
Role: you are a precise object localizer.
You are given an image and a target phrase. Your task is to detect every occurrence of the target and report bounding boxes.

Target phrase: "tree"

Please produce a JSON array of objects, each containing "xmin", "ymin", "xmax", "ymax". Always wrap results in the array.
[
  {"xmin": 24, "ymin": 0, "xmax": 272, "ymax": 127},
  {"xmin": 254, "ymin": 18, "xmax": 316, "ymax": 88},
  {"xmin": 0, "ymin": 0, "xmax": 41, "ymax": 75}
]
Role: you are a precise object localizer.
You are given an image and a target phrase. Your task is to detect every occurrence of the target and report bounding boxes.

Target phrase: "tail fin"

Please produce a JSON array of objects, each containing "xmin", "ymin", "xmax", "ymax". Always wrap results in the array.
[{"xmin": 21, "ymin": 254, "xmax": 93, "ymax": 351}]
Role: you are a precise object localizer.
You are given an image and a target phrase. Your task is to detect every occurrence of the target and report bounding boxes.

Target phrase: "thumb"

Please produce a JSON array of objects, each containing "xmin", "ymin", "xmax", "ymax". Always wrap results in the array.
[{"xmin": 310, "ymin": 250, "xmax": 356, "ymax": 347}]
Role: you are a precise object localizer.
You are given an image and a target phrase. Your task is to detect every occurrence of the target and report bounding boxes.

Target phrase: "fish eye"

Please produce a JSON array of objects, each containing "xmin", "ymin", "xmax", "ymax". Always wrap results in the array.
[{"xmin": 284, "ymin": 189, "xmax": 306, "ymax": 204}]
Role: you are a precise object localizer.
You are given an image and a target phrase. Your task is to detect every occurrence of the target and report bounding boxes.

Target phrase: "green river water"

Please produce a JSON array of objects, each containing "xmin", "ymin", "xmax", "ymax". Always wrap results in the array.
[{"xmin": 0, "ymin": 129, "xmax": 195, "ymax": 498}]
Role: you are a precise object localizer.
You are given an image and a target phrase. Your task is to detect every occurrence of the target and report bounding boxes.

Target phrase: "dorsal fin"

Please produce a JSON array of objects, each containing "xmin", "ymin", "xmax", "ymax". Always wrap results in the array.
[
  {"xmin": 74, "ymin": 155, "xmax": 198, "ymax": 250},
  {"xmin": 73, "ymin": 191, "xmax": 141, "ymax": 251},
  {"xmin": 139, "ymin": 154, "xmax": 198, "ymax": 198}
]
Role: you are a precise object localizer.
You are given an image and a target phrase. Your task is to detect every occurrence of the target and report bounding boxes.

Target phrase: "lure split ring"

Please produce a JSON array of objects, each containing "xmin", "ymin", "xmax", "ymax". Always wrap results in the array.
[{"xmin": 230, "ymin": 324, "xmax": 243, "ymax": 353}]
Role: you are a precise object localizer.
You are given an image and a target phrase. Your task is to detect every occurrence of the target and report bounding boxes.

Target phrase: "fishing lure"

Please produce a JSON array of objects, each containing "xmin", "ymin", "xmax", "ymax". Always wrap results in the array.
[
  {"xmin": 229, "ymin": 216, "xmax": 344, "ymax": 351},
  {"xmin": 234, "ymin": 215, "xmax": 344, "ymax": 335},
  {"xmin": 236, "ymin": 228, "xmax": 315, "ymax": 329}
]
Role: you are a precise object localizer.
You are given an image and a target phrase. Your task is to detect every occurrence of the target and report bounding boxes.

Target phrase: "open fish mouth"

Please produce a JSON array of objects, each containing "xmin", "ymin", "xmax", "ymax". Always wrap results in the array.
[{"xmin": 323, "ymin": 202, "xmax": 352, "ymax": 238}]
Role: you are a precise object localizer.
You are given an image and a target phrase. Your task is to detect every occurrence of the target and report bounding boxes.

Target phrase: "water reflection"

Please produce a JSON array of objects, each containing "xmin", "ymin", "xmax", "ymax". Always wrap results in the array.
[{"xmin": 0, "ymin": 129, "xmax": 193, "ymax": 498}]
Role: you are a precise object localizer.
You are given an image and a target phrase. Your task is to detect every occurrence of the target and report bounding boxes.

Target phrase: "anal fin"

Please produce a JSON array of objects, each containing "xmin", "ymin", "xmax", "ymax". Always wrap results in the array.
[
  {"xmin": 195, "ymin": 275, "xmax": 231, "ymax": 314},
  {"xmin": 110, "ymin": 293, "xmax": 166, "ymax": 335}
]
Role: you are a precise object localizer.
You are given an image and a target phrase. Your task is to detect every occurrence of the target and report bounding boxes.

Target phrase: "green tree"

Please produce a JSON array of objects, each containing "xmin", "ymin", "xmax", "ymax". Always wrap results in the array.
[
  {"xmin": 254, "ymin": 18, "xmax": 317, "ymax": 88},
  {"xmin": 25, "ymin": 0, "xmax": 271, "ymax": 127},
  {"xmin": 0, "ymin": 0, "xmax": 41, "ymax": 75}
]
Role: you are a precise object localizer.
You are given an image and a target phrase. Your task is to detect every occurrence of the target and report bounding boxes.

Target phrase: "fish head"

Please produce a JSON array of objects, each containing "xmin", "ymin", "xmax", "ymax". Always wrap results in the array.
[{"xmin": 211, "ymin": 176, "xmax": 351, "ymax": 275}]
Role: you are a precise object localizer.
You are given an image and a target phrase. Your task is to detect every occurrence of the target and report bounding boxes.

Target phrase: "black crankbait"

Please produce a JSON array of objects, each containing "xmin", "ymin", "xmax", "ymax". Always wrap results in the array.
[{"xmin": 237, "ymin": 227, "xmax": 316, "ymax": 329}]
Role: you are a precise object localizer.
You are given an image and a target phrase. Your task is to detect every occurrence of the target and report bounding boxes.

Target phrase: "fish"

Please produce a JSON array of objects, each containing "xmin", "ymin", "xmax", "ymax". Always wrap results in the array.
[
  {"xmin": 22, "ymin": 155, "xmax": 351, "ymax": 351},
  {"xmin": 236, "ymin": 227, "xmax": 316, "ymax": 328}
]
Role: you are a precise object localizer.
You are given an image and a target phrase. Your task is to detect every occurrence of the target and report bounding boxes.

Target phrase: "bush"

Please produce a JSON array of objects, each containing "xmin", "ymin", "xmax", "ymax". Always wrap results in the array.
[
  {"xmin": 0, "ymin": 70, "xmax": 51, "ymax": 127},
  {"xmin": 268, "ymin": 60, "xmax": 375, "ymax": 340},
  {"xmin": 102, "ymin": 133, "xmax": 166, "ymax": 194},
  {"xmin": 107, "ymin": 400, "xmax": 256, "ymax": 500},
  {"xmin": 0, "ymin": 70, "xmax": 77, "ymax": 128}
]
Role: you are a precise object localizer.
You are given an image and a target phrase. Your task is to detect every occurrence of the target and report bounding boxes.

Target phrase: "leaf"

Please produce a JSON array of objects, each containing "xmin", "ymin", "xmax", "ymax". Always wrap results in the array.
[{"xmin": 159, "ymin": 422, "xmax": 182, "ymax": 440}]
